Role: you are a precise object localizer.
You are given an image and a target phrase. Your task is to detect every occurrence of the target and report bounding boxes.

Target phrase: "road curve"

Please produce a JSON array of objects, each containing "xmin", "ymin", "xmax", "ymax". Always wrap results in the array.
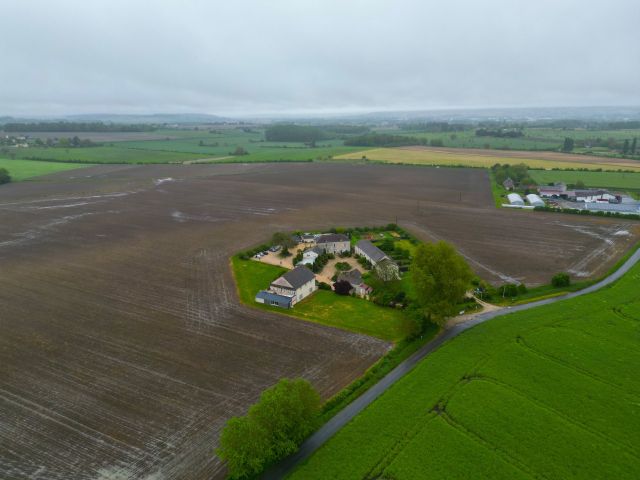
[{"xmin": 263, "ymin": 246, "xmax": 640, "ymax": 479}]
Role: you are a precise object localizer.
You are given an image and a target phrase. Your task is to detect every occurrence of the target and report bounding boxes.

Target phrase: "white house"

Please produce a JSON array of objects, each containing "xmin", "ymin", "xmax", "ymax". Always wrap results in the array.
[
  {"xmin": 268, "ymin": 266, "xmax": 317, "ymax": 305},
  {"xmin": 316, "ymin": 233, "xmax": 350, "ymax": 254},
  {"xmin": 297, "ymin": 246, "xmax": 323, "ymax": 266}
]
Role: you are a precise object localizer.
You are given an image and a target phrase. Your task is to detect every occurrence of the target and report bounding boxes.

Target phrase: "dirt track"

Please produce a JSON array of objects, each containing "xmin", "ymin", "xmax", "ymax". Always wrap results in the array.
[{"xmin": 0, "ymin": 163, "xmax": 637, "ymax": 479}]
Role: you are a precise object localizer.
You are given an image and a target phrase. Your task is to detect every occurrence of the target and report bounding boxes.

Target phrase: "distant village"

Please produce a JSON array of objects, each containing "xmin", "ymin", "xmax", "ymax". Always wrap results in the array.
[
  {"xmin": 502, "ymin": 177, "xmax": 640, "ymax": 215},
  {"xmin": 254, "ymin": 232, "xmax": 400, "ymax": 309}
]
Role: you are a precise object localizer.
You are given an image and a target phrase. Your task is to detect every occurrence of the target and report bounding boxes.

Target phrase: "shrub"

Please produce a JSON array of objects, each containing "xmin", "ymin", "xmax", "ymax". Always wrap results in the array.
[
  {"xmin": 333, "ymin": 280, "xmax": 352, "ymax": 296},
  {"xmin": 551, "ymin": 272, "xmax": 571, "ymax": 287},
  {"xmin": 317, "ymin": 282, "xmax": 331, "ymax": 291},
  {"xmin": 0, "ymin": 168, "xmax": 11, "ymax": 185}
]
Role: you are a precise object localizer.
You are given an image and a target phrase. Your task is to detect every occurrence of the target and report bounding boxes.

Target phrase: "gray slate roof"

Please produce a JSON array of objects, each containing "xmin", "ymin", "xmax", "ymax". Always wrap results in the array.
[
  {"xmin": 317, "ymin": 233, "xmax": 349, "ymax": 244},
  {"xmin": 272, "ymin": 265, "xmax": 315, "ymax": 290},
  {"xmin": 356, "ymin": 239, "xmax": 388, "ymax": 263},
  {"xmin": 337, "ymin": 269, "xmax": 363, "ymax": 286},
  {"xmin": 255, "ymin": 290, "xmax": 293, "ymax": 306}
]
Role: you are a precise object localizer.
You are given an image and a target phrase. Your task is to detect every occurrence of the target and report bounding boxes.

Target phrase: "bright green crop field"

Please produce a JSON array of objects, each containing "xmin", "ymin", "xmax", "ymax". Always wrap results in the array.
[
  {"xmin": 0, "ymin": 158, "xmax": 92, "ymax": 181},
  {"xmin": 290, "ymin": 260, "xmax": 640, "ymax": 479},
  {"xmin": 529, "ymin": 169, "xmax": 640, "ymax": 190}
]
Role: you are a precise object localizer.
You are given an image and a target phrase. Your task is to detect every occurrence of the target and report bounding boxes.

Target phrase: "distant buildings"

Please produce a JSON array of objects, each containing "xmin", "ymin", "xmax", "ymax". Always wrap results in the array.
[
  {"xmin": 538, "ymin": 183, "xmax": 567, "ymax": 198},
  {"xmin": 525, "ymin": 193, "xmax": 545, "ymax": 207},
  {"xmin": 569, "ymin": 190, "xmax": 618, "ymax": 203},
  {"xmin": 507, "ymin": 193, "xmax": 524, "ymax": 206},
  {"xmin": 502, "ymin": 178, "xmax": 515, "ymax": 190}
]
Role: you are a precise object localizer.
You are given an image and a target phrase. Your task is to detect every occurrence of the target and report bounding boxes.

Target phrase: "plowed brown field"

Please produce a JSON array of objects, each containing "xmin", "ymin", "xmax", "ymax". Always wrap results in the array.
[{"xmin": 0, "ymin": 163, "xmax": 637, "ymax": 479}]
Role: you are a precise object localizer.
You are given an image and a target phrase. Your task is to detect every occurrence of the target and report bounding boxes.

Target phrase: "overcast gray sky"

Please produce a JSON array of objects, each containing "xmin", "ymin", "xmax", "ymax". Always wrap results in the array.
[{"xmin": 2, "ymin": 0, "xmax": 639, "ymax": 117}]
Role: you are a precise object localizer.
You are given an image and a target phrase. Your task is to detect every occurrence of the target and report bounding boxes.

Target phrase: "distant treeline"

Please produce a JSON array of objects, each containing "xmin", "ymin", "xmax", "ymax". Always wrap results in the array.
[
  {"xmin": 476, "ymin": 128, "xmax": 524, "ymax": 138},
  {"xmin": 264, "ymin": 123, "xmax": 369, "ymax": 143},
  {"xmin": 265, "ymin": 124, "xmax": 328, "ymax": 143},
  {"xmin": 399, "ymin": 122, "xmax": 468, "ymax": 132},
  {"xmin": 3, "ymin": 122, "xmax": 156, "ymax": 132},
  {"xmin": 344, "ymin": 133, "xmax": 420, "ymax": 147}
]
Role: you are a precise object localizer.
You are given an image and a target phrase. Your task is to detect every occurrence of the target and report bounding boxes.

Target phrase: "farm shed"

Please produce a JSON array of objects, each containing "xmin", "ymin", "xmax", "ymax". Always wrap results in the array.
[
  {"xmin": 355, "ymin": 239, "xmax": 389, "ymax": 265},
  {"xmin": 583, "ymin": 202, "xmax": 640, "ymax": 214},
  {"xmin": 526, "ymin": 194, "xmax": 545, "ymax": 207},
  {"xmin": 507, "ymin": 193, "xmax": 524, "ymax": 206},
  {"xmin": 255, "ymin": 290, "xmax": 293, "ymax": 308},
  {"xmin": 538, "ymin": 183, "xmax": 567, "ymax": 198}
]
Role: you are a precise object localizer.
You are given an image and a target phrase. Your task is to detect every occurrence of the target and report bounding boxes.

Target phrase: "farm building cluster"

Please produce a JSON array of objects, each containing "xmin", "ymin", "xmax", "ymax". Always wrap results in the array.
[
  {"xmin": 503, "ymin": 179, "xmax": 640, "ymax": 215},
  {"xmin": 254, "ymin": 232, "xmax": 401, "ymax": 308}
]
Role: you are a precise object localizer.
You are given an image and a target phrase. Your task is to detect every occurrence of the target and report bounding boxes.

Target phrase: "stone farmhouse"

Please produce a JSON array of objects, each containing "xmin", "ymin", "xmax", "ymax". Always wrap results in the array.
[{"xmin": 316, "ymin": 233, "xmax": 350, "ymax": 254}]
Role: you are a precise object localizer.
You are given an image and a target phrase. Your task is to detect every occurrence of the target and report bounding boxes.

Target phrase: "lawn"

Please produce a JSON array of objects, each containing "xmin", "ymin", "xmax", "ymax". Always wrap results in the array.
[
  {"xmin": 0, "ymin": 158, "xmax": 93, "ymax": 181},
  {"xmin": 289, "ymin": 259, "xmax": 640, "ymax": 479},
  {"xmin": 529, "ymin": 169, "xmax": 640, "ymax": 190},
  {"xmin": 231, "ymin": 256, "xmax": 412, "ymax": 342},
  {"xmin": 336, "ymin": 147, "xmax": 640, "ymax": 171}
]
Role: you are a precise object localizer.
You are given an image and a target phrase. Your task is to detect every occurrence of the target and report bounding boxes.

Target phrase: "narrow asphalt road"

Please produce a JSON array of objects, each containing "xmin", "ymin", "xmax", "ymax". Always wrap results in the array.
[{"xmin": 263, "ymin": 247, "xmax": 640, "ymax": 479}]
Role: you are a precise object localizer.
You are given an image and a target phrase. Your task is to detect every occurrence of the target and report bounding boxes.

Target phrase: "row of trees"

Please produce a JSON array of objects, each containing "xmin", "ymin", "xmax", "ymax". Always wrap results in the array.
[
  {"xmin": 2, "ymin": 121, "xmax": 155, "ymax": 132},
  {"xmin": 476, "ymin": 128, "xmax": 524, "ymax": 138},
  {"xmin": 265, "ymin": 124, "xmax": 327, "ymax": 143},
  {"xmin": 491, "ymin": 163, "xmax": 536, "ymax": 186}
]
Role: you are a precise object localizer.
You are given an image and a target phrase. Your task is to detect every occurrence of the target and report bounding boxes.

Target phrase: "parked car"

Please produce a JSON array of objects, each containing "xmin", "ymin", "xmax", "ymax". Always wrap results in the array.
[{"xmin": 269, "ymin": 245, "xmax": 281, "ymax": 252}]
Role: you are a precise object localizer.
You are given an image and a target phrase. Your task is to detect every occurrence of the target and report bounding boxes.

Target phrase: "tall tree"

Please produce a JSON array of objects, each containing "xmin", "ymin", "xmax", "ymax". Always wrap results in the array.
[
  {"xmin": 411, "ymin": 241, "xmax": 473, "ymax": 322},
  {"xmin": 217, "ymin": 378, "xmax": 321, "ymax": 479},
  {"xmin": 631, "ymin": 137, "xmax": 637, "ymax": 155},
  {"xmin": 562, "ymin": 137, "xmax": 574, "ymax": 152},
  {"xmin": 622, "ymin": 139, "xmax": 630, "ymax": 155}
]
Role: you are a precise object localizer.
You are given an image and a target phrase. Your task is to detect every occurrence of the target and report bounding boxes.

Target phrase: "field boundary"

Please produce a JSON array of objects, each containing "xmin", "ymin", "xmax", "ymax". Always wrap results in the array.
[{"xmin": 263, "ymin": 245, "xmax": 640, "ymax": 479}]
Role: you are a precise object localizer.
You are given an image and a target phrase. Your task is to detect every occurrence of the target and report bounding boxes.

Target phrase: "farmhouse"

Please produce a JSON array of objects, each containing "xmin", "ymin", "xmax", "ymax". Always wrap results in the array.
[
  {"xmin": 502, "ymin": 178, "xmax": 515, "ymax": 190},
  {"xmin": 507, "ymin": 193, "xmax": 524, "ymax": 206},
  {"xmin": 316, "ymin": 233, "xmax": 350, "ymax": 254},
  {"xmin": 337, "ymin": 269, "xmax": 373, "ymax": 298},
  {"xmin": 256, "ymin": 265, "xmax": 317, "ymax": 308},
  {"xmin": 355, "ymin": 239, "xmax": 400, "ymax": 280},
  {"xmin": 526, "ymin": 193, "xmax": 545, "ymax": 207}
]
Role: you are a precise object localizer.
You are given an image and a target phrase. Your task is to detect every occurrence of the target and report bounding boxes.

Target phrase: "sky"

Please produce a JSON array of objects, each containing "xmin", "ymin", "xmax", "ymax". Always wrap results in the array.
[{"xmin": 2, "ymin": 0, "xmax": 639, "ymax": 117}]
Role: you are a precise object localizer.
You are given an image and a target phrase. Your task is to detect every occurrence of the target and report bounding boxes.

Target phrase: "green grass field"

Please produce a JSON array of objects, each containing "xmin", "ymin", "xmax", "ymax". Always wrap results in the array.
[
  {"xmin": 379, "ymin": 127, "xmax": 640, "ymax": 155},
  {"xmin": 231, "ymin": 257, "xmax": 412, "ymax": 342},
  {"xmin": 289, "ymin": 260, "xmax": 640, "ymax": 479},
  {"xmin": 529, "ymin": 169, "xmax": 640, "ymax": 190},
  {"xmin": 0, "ymin": 158, "xmax": 92, "ymax": 181},
  {"xmin": 12, "ymin": 146, "xmax": 205, "ymax": 164}
]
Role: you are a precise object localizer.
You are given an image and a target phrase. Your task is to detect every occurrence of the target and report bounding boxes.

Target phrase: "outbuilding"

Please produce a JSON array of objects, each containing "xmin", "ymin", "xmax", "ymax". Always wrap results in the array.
[
  {"xmin": 507, "ymin": 193, "xmax": 524, "ymax": 206},
  {"xmin": 526, "ymin": 194, "xmax": 545, "ymax": 207}
]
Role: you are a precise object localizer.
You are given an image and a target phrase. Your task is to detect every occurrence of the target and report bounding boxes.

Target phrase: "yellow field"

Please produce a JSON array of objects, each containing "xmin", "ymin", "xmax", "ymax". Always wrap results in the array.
[{"xmin": 336, "ymin": 147, "xmax": 640, "ymax": 171}]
